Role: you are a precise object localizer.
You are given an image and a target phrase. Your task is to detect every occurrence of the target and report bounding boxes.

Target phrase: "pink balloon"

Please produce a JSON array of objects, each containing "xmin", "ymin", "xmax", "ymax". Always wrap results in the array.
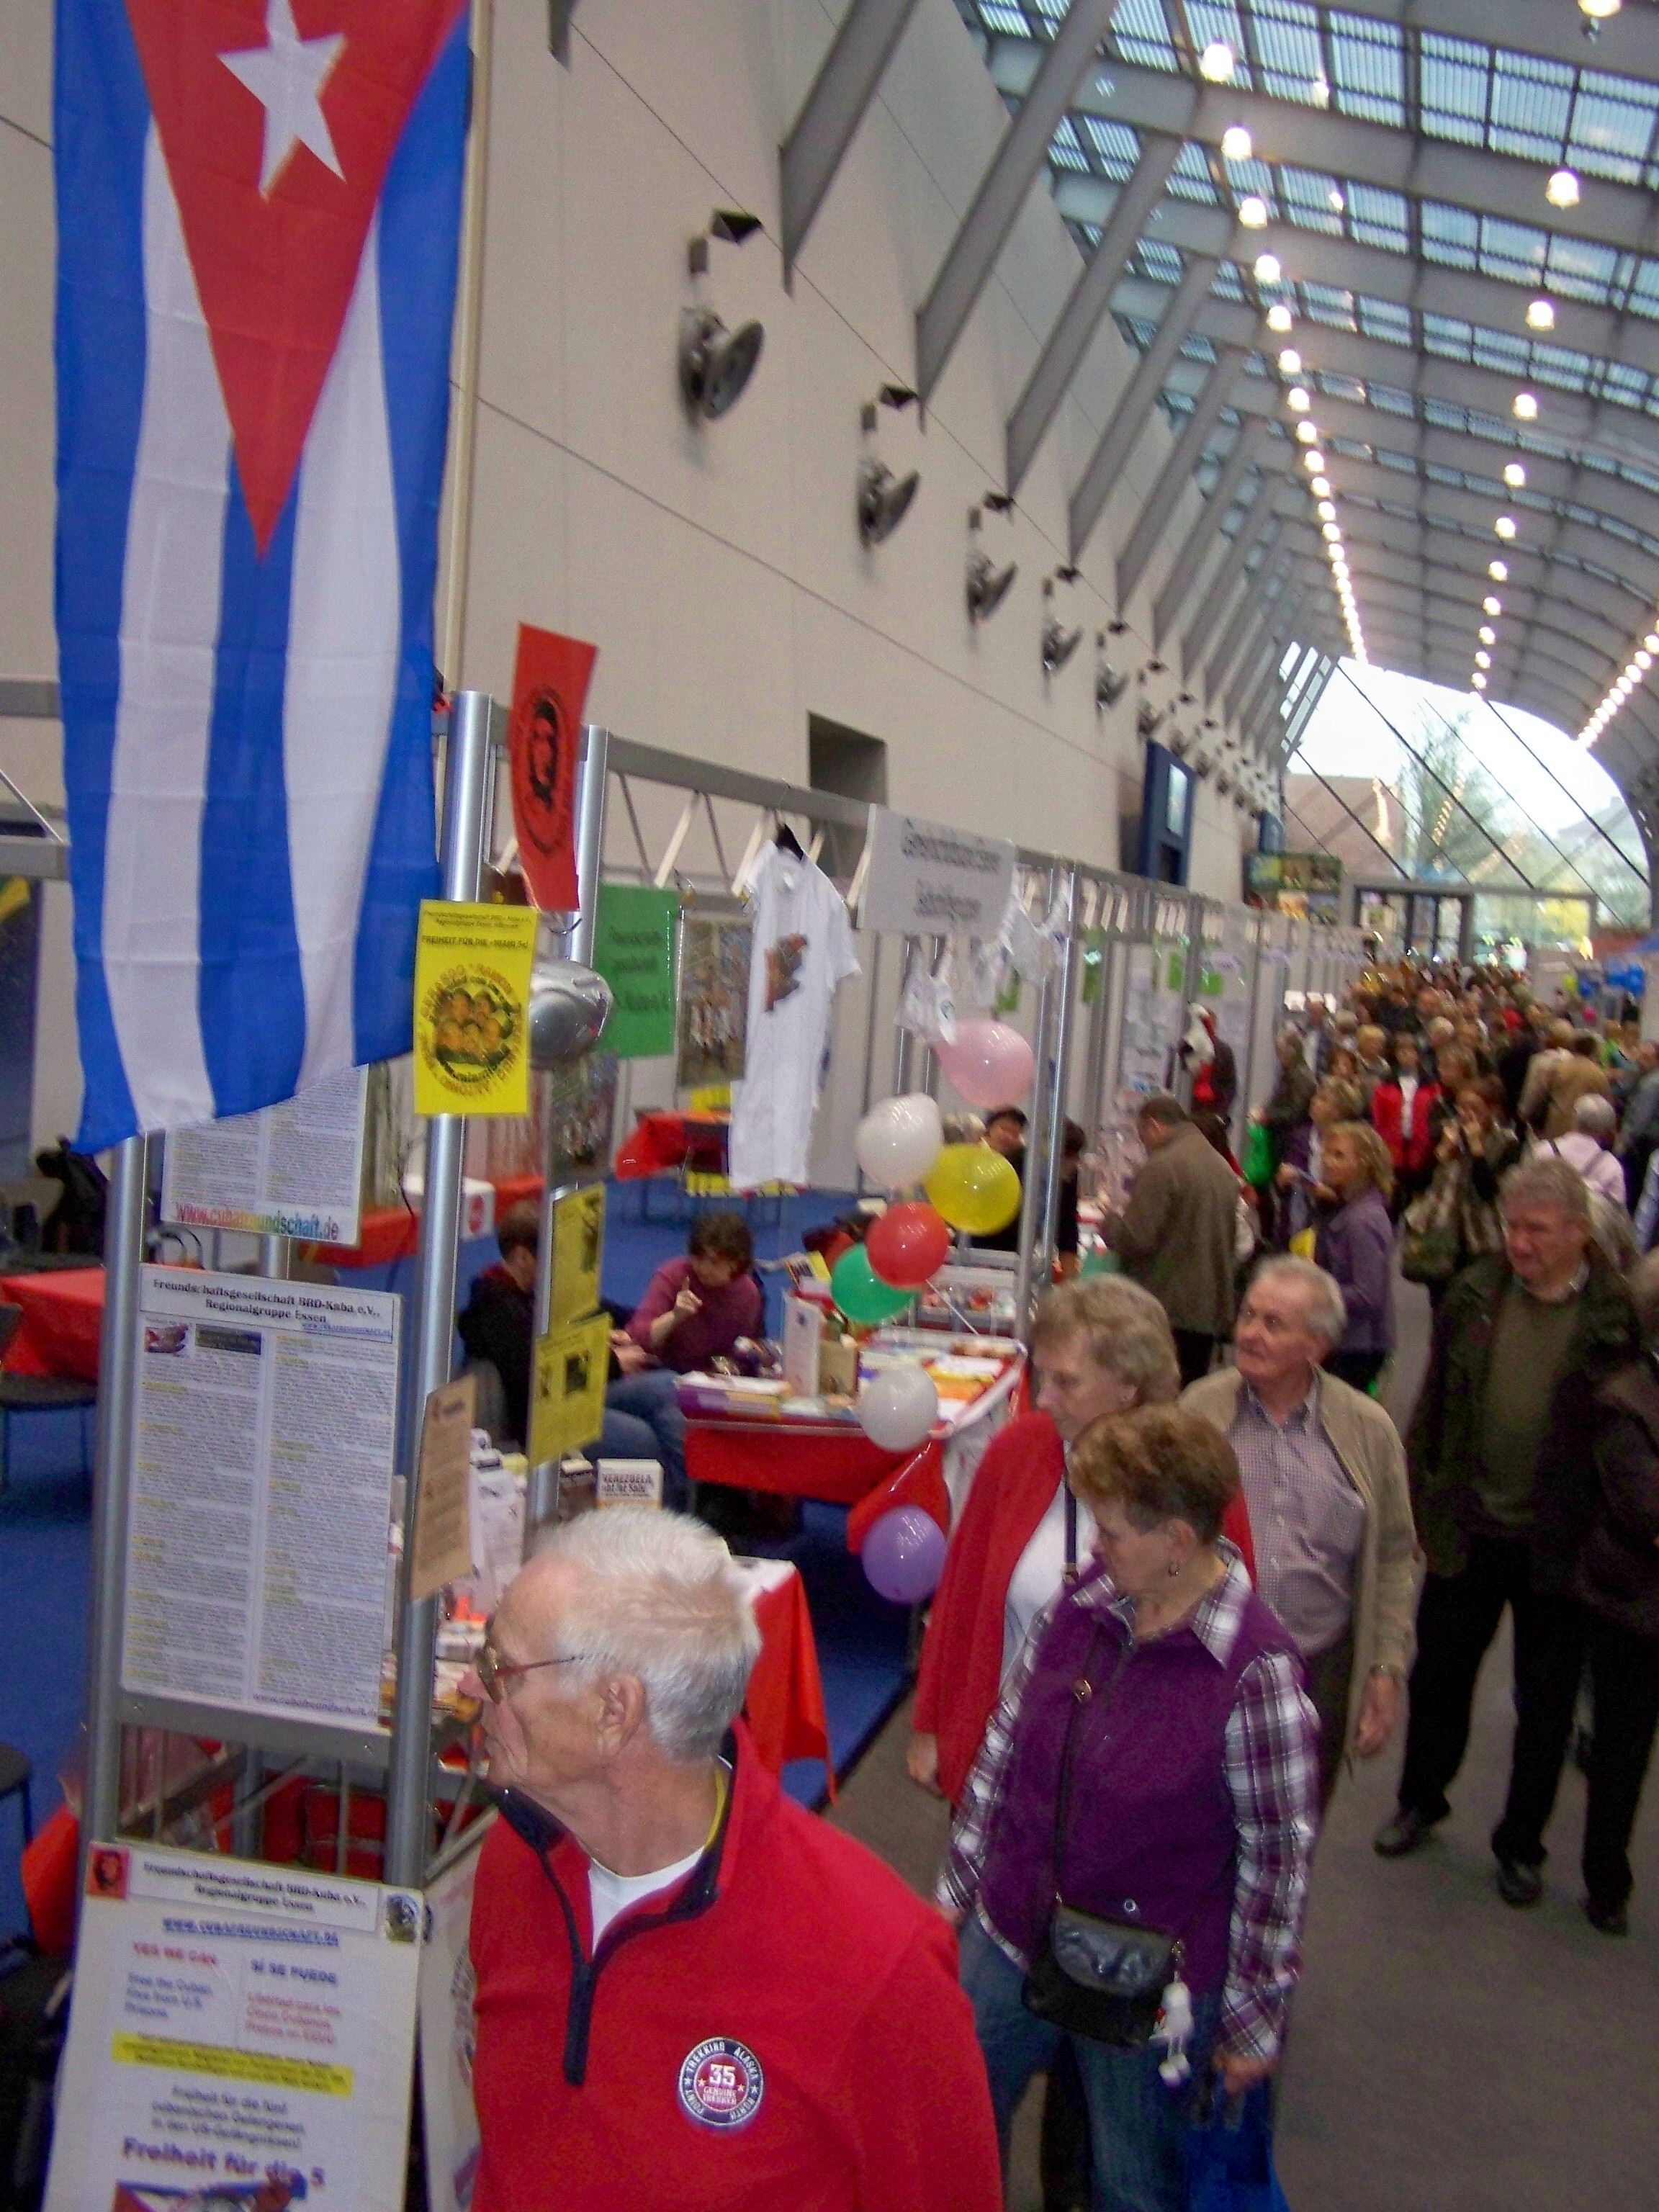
[{"xmin": 935, "ymin": 1019, "xmax": 1035, "ymax": 1110}]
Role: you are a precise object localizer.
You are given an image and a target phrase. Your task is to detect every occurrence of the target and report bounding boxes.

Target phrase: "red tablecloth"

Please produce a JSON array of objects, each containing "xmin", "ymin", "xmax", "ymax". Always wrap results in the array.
[
  {"xmin": 739, "ymin": 1560, "xmax": 834, "ymax": 1799},
  {"xmin": 684, "ymin": 1416, "xmax": 953, "ymax": 1550},
  {"xmin": 0, "ymin": 1267, "xmax": 106, "ymax": 1381},
  {"xmin": 613, "ymin": 1112, "xmax": 729, "ymax": 1180}
]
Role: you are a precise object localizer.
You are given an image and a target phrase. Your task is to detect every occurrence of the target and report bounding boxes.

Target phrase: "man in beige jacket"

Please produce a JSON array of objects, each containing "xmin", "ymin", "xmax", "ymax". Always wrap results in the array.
[
  {"xmin": 1104, "ymin": 1093, "xmax": 1242, "ymax": 1388},
  {"xmin": 1183, "ymin": 1254, "xmax": 1423, "ymax": 1805}
]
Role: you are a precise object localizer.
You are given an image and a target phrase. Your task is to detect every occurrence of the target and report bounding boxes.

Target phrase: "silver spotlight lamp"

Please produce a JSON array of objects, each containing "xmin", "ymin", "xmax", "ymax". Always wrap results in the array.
[
  {"xmin": 1095, "ymin": 637, "xmax": 1130, "ymax": 710},
  {"xmin": 857, "ymin": 396, "xmax": 921, "ymax": 545},
  {"xmin": 1136, "ymin": 696, "xmax": 1166, "ymax": 739},
  {"xmin": 527, "ymin": 954, "xmax": 614, "ymax": 1069},
  {"xmin": 966, "ymin": 505, "xmax": 1017, "ymax": 624},
  {"xmin": 1040, "ymin": 571, "xmax": 1082, "ymax": 673},
  {"xmin": 680, "ymin": 220, "xmax": 765, "ymax": 421}
]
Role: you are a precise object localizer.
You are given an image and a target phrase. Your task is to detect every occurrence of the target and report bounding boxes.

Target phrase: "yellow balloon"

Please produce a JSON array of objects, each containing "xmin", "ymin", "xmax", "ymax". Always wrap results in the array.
[{"xmin": 924, "ymin": 1143, "xmax": 1022, "ymax": 1236}]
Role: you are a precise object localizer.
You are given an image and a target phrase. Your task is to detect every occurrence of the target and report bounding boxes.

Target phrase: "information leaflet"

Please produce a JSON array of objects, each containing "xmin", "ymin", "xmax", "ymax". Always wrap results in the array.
[
  {"xmin": 418, "ymin": 1820, "xmax": 491, "ymax": 2212},
  {"xmin": 159, "ymin": 1068, "xmax": 369, "ymax": 1246},
  {"xmin": 45, "ymin": 1843, "xmax": 421, "ymax": 2212},
  {"xmin": 122, "ymin": 1269, "xmax": 400, "ymax": 1729}
]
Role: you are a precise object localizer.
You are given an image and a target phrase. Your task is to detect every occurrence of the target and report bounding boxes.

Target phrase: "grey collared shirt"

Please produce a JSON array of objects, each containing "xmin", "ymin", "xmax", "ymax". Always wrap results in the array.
[{"xmin": 1229, "ymin": 1375, "xmax": 1365, "ymax": 1659}]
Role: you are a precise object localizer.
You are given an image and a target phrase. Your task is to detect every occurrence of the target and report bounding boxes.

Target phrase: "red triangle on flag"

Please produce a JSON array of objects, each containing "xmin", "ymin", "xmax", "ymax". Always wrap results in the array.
[{"xmin": 123, "ymin": 0, "xmax": 468, "ymax": 554}]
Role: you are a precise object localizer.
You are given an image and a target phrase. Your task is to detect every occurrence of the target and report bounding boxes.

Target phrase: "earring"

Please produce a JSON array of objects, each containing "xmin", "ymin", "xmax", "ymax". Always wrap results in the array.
[{"xmin": 1167, "ymin": 1560, "xmax": 1180, "ymax": 1578}]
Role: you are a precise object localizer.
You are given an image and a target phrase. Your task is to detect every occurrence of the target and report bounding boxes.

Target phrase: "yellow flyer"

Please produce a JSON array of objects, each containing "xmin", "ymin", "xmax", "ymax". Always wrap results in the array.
[
  {"xmin": 413, "ymin": 902, "xmax": 539, "ymax": 1116},
  {"xmin": 529, "ymin": 1310, "xmax": 613, "ymax": 1464},
  {"xmin": 551, "ymin": 1184, "xmax": 606, "ymax": 1330}
]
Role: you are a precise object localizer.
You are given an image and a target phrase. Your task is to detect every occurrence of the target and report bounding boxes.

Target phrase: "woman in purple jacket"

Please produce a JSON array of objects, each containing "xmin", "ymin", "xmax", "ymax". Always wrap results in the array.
[
  {"xmin": 1314, "ymin": 1122, "xmax": 1397, "ymax": 1395},
  {"xmin": 938, "ymin": 1406, "xmax": 1318, "ymax": 2212}
]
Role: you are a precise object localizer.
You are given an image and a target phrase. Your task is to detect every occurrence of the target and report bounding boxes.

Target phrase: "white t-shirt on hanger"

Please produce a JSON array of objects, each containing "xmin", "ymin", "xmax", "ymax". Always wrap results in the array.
[{"xmin": 727, "ymin": 844, "xmax": 860, "ymax": 1190}]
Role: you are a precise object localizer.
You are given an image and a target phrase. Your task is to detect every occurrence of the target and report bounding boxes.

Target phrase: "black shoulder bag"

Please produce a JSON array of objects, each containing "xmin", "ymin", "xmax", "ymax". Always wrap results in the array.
[{"xmin": 1022, "ymin": 1628, "xmax": 1181, "ymax": 2048}]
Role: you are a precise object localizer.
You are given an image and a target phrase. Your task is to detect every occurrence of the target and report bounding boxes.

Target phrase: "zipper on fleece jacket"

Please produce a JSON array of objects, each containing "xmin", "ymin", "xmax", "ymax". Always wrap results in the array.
[{"xmin": 495, "ymin": 1755, "xmax": 737, "ymax": 2087}]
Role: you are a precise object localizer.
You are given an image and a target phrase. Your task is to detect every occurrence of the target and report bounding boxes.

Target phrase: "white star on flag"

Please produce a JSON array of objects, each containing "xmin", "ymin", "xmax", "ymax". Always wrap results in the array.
[{"xmin": 220, "ymin": 0, "xmax": 346, "ymax": 196}]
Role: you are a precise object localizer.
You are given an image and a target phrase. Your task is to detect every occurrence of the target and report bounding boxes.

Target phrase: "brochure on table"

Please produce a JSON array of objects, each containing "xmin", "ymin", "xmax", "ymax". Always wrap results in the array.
[
  {"xmin": 45, "ymin": 1842, "xmax": 421, "ymax": 2212},
  {"xmin": 122, "ymin": 1267, "xmax": 400, "ymax": 1730},
  {"xmin": 160, "ymin": 1066, "xmax": 369, "ymax": 1246}
]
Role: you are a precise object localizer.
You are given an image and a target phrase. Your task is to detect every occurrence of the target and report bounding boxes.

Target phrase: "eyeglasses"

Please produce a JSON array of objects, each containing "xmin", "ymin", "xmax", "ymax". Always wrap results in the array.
[{"xmin": 475, "ymin": 1637, "xmax": 591, "ymax": 1704}]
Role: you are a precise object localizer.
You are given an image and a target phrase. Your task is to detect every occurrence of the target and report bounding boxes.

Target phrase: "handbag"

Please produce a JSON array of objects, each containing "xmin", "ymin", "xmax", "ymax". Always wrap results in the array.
[
  {"xmin": 1400, "ymin": 1159, "xmax": 1464, "ymax": 1285},
  {"xmin": 1184, "ymin": 2083, "xmax": 1291, "ymax": 2212},
  {"xmin": 1022, "ymin": 1635, "xmax": 1180, "ymax": 2048}
]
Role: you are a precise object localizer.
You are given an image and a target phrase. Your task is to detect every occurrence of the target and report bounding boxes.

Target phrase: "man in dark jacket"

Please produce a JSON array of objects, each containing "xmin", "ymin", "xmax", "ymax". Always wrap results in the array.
[
  {"xmin": 458, "ymin": 1202, "xmax": 541, "ymax": 1447},
  {"xmin": 1104, "ymin": 1094, "xmax": 1241, "ymax": 1388},
  {"xmin": 1374, "ymin": 1156, "xmax": 1637, "ymax": 1907}
]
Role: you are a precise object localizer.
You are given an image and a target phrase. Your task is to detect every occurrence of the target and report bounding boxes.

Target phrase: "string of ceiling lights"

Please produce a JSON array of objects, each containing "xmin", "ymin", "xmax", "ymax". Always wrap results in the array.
[{"xmin": 1202, "ymin": 40, "xmax": 1367, "ymax": 670}]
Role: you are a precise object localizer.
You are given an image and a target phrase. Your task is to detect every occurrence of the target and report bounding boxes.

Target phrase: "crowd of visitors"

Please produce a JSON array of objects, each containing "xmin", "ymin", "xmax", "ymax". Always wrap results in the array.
[{"xmin": 462, "ymin": 952, "xmax": 1659, "ymax": 2212}]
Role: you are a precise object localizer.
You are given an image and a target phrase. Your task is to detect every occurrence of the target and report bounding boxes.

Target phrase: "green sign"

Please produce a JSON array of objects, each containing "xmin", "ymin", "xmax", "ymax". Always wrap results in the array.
[
  {"xmin": 593, "ymin": 885, "xmax": 680, "ymax": 1058},
  {"xmin": 1080, "ymin": 928, "xmax": 1105, "ymax": 1006}
]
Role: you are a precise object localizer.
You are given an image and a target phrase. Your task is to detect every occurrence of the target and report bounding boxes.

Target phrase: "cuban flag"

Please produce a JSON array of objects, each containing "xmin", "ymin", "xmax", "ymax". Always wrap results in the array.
[{"xmin": 55, "ymin": 0, "xmax": 470, "ymax": 1151}]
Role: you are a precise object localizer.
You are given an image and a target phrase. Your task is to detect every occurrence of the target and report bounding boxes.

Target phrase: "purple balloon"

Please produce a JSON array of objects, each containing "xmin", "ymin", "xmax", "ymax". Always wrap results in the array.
[{"xmin": 862, "ymin": 1505, "xmax": 948, "ymax": 1606}]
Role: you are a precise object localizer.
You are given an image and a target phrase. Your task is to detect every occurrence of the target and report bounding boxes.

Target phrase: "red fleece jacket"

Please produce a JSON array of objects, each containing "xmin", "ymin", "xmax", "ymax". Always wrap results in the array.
[
  {"xmin": 914, "ymin": 1412, "xmax": 1257, "ymax": 1806},
  {"xmin": 469, "ymin": 1725, "xmax": 1000, "ymax": 2212}
]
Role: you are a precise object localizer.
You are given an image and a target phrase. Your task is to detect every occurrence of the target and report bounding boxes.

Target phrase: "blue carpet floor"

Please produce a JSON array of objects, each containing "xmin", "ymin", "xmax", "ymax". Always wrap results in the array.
[{"xmin": 0, "ymin": 1180, "xmax": 907, "ymax": 1923}]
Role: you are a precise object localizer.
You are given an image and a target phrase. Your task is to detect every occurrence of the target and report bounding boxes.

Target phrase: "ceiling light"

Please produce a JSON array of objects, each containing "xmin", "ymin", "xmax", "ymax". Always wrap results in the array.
[
  {"xmin": 1238, "ymin": 196, "xmax": 1269, "ymax": 229},
  {"xmin": 1310, "ymin": 74, "xmax": 1330, "ymax": 107},
  {"xmin": 1277, "ymin": 349, "xmax": 1303, "ymax": 377},
  {"xmin": 1311, "ymin": 475, "xmax": 1331, "ymax": 498},
  {"xmin": 1527, "ymin": 297, "xmax": 1556, "ymax": 331},
  {"xmin": 1317, "ymin": 500, "xmax": 1336, "ymax": 521},
  {"xmin": 1472, "ymin": 673, "xmax": 1488, "ymax": 691},
  {"xmin": 1580, "ymin": 1, "xmax": 1621, "ymax": 21},
  {"xmin": 1200, "ymin": 40, "xmax": 1236, "ymax": 81},
  {"xmin": 1513, "ymin": 392, "xmax": 1539, "ymax": 421},
  {"xmin": 1475, "ymin": 650, "xmax": 1491, "ymax": 670},
  {"xmin": 1266, "ymin": 302, "xmax": 1293, "ymax": 333},
  {"xmin": 1295, "ymin": 421, "xmax": 1319, "ymax": 444},
  {"xmin": 1328, "ymin": 188, "xmax": 1345, "ymax": 213},
  {"xmin": 1287, "ymin": 385, "xmax": 1310, "ymax": 412},
  {"xmin": 1627, "ymin": 662, "xmax": 1642, "ymax": 680},
  {"xmin": 1547, "ymin": 168, "xmax": 1581, "ymax": 209},
  {"xmin": 1489, "ymin": 559, "xmax": 1509, "ymax": 580},
  {"xmin": 1254, "ymin": 253, "xmax": 1282, "ymax": 284},
  {"xmin": 1483, "ymin": 595, "xmax": 1502, "ymax": 616},
  {"xmin": 1479, "ymin": 626, "xmax": 1496, "ymax": 644},
  {"xmin": 1304, "ymin": 449, "xmax": 1325, "ymax": 470},
  {"xmin": 1322, "ymin": 521, "xmax": 1341, "ymax": 541},
  {"xmin": 1639, "ymin": 649, "xmax": 1654, "ymax": 670},
  {"xmin": 1221, "ymin": 125, "xmax": 1252, "ymax": 162},
  {"xmin": 1503, "ymin": 462, "xmax": 1527, "ymax": 488},
  {"xmin": 1494, "ymin": 516, "xmax": 1517, "ymax": 539}
]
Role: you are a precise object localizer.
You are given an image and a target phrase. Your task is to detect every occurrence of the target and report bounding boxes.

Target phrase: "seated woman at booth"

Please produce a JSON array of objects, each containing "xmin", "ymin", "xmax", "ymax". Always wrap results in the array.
[
  {"xmin": 608, "ymin": 1210, "xmax": 763, "ymax": 1507},
  {"xmin": 907, "ymin": 1277, "xmax": 1255, "ymax": 1808}
]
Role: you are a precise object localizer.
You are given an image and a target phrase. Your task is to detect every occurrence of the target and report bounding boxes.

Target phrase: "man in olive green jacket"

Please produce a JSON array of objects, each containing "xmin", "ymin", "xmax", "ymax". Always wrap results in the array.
[
  {"xmin": 1105, "ymin": 1094, "xmax": 1242, "ymax": 1388},
  {"xmin": 1184, "ymin": 1255, "xmax": 1422, "ymax": 1803}
]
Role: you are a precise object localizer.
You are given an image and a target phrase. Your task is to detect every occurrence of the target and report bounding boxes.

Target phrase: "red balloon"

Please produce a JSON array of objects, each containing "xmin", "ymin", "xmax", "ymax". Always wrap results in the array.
[{"xmin": 866, "ymin": 1202, "xmax": 952, "ymax": 1290}]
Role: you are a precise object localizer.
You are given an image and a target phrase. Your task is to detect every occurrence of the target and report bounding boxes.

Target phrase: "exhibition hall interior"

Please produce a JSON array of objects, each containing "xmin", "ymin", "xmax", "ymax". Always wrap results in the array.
[{"xmin": 4, "ymin": 1, "xmax": 1659, "ymax": 2208}]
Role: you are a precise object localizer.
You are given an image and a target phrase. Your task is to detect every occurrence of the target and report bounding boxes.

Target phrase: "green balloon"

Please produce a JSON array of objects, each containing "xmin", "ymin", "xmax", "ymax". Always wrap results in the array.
[{"xmin": 830, "ymin": 1244, "xmax": 914, "ymax": 1326}]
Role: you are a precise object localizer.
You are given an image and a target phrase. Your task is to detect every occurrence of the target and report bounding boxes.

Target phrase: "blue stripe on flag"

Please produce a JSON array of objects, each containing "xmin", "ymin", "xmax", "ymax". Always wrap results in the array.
[
  {"xmin": 353, "ymin": 12, "xmax": 469, "ymax": 1066},
  {"xmin": 53, "ymin": 0, "xmax": 150, "ymax": 1151},
  {"xmin": 197, "ymin": 481, "xmax": 307, "ymax": 1119}
]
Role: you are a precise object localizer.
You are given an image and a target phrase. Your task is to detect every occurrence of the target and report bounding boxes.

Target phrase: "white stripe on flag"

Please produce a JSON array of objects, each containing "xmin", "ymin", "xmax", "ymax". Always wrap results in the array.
[
  {"xmin": 286, "ymin": 212, "xmax": 401, "ymax": 1091},
  {"xmin": 104, "ymin": 127, "xmax": 228, "ymax": 1133}
]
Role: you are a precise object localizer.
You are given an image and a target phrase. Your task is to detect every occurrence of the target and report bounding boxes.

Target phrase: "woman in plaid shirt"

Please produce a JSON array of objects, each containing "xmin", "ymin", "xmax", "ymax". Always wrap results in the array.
[{"xmin": 938, "ymin": 1406, "xmax": 1319, "ymax": 2212}]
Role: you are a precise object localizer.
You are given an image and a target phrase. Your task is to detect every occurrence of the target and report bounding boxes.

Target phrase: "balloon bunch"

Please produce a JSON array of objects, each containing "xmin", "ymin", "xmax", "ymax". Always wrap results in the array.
[{"xmin": 840, "ymin": 1021, "xmax": 1035, "ymax": 1603}]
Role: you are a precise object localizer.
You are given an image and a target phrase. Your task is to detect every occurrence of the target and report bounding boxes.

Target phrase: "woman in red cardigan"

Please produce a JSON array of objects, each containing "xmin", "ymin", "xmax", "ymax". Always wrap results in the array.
[
  {"xmin": 1369, "ymin": 1030, "xmax": 1442, "ymax": 1214},
  {"xmin": 907, "ymin": 1277, "xmax": 1256, "ymax": 1805}
]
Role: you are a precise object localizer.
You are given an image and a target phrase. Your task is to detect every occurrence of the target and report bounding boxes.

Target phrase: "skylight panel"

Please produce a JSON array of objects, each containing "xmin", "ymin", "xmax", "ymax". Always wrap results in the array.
[
  {"xmin": 1049, "ymin": 115, "xmax": 1091, "ymax": 171},
  {"xmin": 977, "ymin": 1, "xmax": 1032, "ymax": 37},
  {"xmin": 1345, "ymin": 181, "xmax": 1410, "ymax": 252},
  {"xmin": 1419, "ymin": 201, "xmax": 1478, "ymax": 270},
  {"xmin": 1136, "ymin": 238, "xmax": 1184, "ymax": 284},
  {"xmin": 1299, "ymin": 281, "xmax": 1358, "ymax": 331},
  {"xmin": 1247, "ymin": 0, "xmax": 1323, "ymax": 103},
  {"xmin": 1368, "ymin": 384, "xmax": 1417, "ymax": 417},
  {"xmin": 1418, "ymin": 36, "xmax": 1487, "ymax": 149},
  {"xmin": 1276, "ymin": 165, "xmax": 1344, "ymax": 235},
  {"xmin": 1475, "ymin": 215, "xmax": 1549, "ymax": 285},
  {"xmin": 1569, "ymin": 76, "xmax": 1659, "ymax": 186},
  {"xmin": 1082, "ymin": 114, "xmax": 1140, "ymax": 178},
  {"xmin": 1326, "ymin": 12, "xmax": 1405, "ymax": 127},
  {"xmin": 1108, "ymin": 0, "xmax": 1178, "ymax": 70},
  {"xmin": 1357, "ymin": 296, "xmax": 1412, "ymax": 346},
  {"xmin": 1488, "ymin": 53, "xmax": 1573, "ymax": 165},
  {"xmin": 1168, "ymin": 140, "xmax": 1221, "ymax": 202}
]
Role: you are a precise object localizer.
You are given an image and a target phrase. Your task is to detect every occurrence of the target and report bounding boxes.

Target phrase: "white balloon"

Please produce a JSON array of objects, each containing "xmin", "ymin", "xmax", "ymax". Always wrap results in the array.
[
  {"xmin": 855, "ymin": 1093, "xmax": 943, "ymax": 1191},
  {"xmin": 857, "ymin": 1364, "xmax": 940, "ymax": 1452}
]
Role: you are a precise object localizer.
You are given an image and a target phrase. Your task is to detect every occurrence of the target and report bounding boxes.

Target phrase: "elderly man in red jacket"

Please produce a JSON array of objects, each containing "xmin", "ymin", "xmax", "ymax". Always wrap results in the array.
[{"xmin": 464, "ymin": 1509, "xmax": 1000, "ymax": 2212}]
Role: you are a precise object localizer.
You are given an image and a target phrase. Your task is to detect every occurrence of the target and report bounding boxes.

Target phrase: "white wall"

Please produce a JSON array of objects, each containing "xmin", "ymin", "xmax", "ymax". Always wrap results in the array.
[{"xmin": 0, "ymin": 0, "xmax": 1269, "ymax": 1148}]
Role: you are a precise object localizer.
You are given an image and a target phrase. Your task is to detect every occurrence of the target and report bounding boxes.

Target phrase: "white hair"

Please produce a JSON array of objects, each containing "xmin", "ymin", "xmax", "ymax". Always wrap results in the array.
[
  {"xmin": 1249, "ymin": 1254, "xmax": 1348, "ymax": 1346},
  {"xmin": 537, "ymin": 1510, "xmax": 760, "ymax": 1761},
  {"xmin": 1574, "ymin": 1093, "xmax": 1617, "ymax": 1139}
]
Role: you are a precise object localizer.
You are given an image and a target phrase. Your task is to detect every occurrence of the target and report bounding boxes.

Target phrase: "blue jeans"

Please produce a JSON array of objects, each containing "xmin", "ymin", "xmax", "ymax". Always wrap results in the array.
[
  {"xmin": 960, "ymin": 1917, "xmax": 1218, "ymax": 2212},
  {"xmin": 605, "ymin": 1368, "xmax": 687, "ymax": 1507},
  {"xmin": 596, "ymin": 1409, "xmax": 659, "ymax": 1463}
]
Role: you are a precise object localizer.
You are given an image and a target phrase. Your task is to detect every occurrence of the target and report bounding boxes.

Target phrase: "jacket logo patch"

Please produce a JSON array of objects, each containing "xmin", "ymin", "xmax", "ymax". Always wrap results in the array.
[{"xmin": 678, "ymin": 2036, "xmax": 764, "ymax": 2129}]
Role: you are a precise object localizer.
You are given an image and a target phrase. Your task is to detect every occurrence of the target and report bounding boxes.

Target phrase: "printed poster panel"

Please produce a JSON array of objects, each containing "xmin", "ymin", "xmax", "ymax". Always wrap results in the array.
[
  {"xmin": 160, "ymin": 1067, "xmax": 369, "ymax": 1245},
  {"xmin": 413, "ymin": 903, "xmax": 539, "ymax": 1118},
  {"xmin": 593, "ymin": 885, "xmax": 679, "ymax": 1059},
  {"xmin": 1118, "ymin": 945, "xmax": 1169, "ymax": 1098},
  {"xmin": 859, "ymin": 806, "xmax": 1016, "ymax": 938},
  {"xmin": 529, "ymin": 1310, "xmax": 612, "ymax": 1464},
  {"xmin": 45, "ymin": 1844, "xmax": 421, "ymax": 2212},
  {"xmin": 418, "ymin": 1821, "xmax": 490, "ymax": 2212},
  {"xmin": 122, "ymin": 1269, "xmax": 399, "ymax": 1729},
  {"xmin": 677, "ymin": 914, "xmax": 751, "ymax": 1087},
  {"xmin": 550, "ymin": 1183, "xmax": 605, "ymax": 1331},
  {"xmin": 544, "ymin": 1051, "xmax": 619, "ymax": 1182}
]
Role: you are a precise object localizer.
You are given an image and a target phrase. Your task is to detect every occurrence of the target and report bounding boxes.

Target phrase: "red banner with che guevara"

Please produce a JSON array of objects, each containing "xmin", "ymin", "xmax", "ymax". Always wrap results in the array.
[{"xmin": 507, "ymin": 624, "xmax": 599, "ymax": 912}]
